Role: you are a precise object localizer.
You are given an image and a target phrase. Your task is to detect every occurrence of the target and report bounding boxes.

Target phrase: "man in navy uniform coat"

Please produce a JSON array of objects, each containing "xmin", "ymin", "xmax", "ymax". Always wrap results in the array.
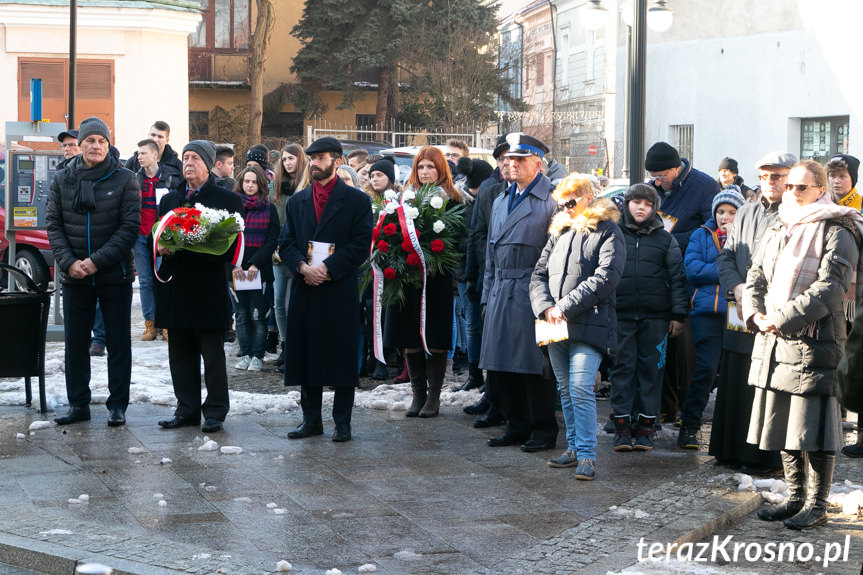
[{"xmin": 279, "ymin": 137, "xmax": 373, "ymax": 442}]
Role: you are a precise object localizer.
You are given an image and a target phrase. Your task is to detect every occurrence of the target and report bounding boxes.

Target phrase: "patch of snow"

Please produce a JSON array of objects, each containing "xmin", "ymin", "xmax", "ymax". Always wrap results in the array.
[
  {"xmin": 198, "ymin": 440, "xmax": 219, "ymax": 451},
  {"xmin": 326, "ymin": 570, "xmax": 342, "ymax": 575},
  {"xmin": 276, "ymin": 561, "xmax": 292, "ymax": 572},
  {"xmin": 266, "ymin": 502, "xmax": 278, "ymax": 508},
  {"xmin": 233, "ymin": 497, "xmax": 251, "ymax": 502},
  {"xmin": 393, "ymin": 550, "xmax": 422, "ymax": 561},
  {"xmin": 220, "ymin": 446, "xmax": 242, "ymax": 454},
  {"xmin": 273, "ymin": 508, "xmax": 286, "ymax": 515},
  {"xmin": 157, "ymin": 500, "xmax": 167, "ymax": 507},
  {"xmin": 78, "ymin": 494, "xmax": 89, "ymax": 501},
  {"xmin": 358, "ymin": 564, "xmax": 377, "ymax": 573},
  {"xmin": 192, "ymin": 553, "xmax": 211, "ymax": 560},
  {"xmin": 39, "ymin": 529, "xmax": 74, "ymax": 535},
  {"xmin": 16, "ymin": 433, "xmax": 25, "ymax": 439},
  {"xmin": 128, "ymin": 447, "xmax": 147, "ymax": 454},
  {"xmin": 153, "ymin": 493, "xmax": 164, "ymax": 499},
  {"xmin": 159, "ymin": 458, "xmax": 172, "ymax": 464},
  {"xmin": 29, "ymin": 421, "xmax": 52, "ymax": 430}
]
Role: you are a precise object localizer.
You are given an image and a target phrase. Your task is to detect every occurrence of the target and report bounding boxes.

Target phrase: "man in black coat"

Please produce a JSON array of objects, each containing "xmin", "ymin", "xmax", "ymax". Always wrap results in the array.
[
  {"xmin": 279, "ymin": 137, "xmax": 373, "ymax": 443},
  {"xmin": 46, "ymin": 117, "xmax": 141, "ymax": 427},
  {"xmin": 155, "ymin": 140, "xmax": 245, "ymax": 434},
  {"xmin": 124, "ymin": 120, "xmax": 183, "ymax": 183}
]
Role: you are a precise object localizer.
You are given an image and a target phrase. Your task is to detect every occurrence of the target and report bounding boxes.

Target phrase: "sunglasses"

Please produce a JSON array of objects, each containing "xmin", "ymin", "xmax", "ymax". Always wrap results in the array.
[
  {"xmin": 758, "ymin": 173, "xmax": 787, "ymax": 181},
  {"xmin": 785, "ymin": 183, "xmax": 819, "ymax": 192},
  {"xmin": 558, "ymin": 198, "xmax": 580, "ymax": 209}
]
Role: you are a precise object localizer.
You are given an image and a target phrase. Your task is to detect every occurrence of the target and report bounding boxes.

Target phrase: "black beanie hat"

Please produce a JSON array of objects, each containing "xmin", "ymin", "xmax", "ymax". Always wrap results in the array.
[
  {"xmin": 717, "ymin": 157, "xmax": 739, "ymax": 174},
  {"xmin": 457, "ymin": 157, "xmax": 494, "ymax": 189},
  {"xmin": 245, "ymin": 144, "xmax": 270, "ymax": 172},
  {"xmin": 369, "ymin": 156, "xmax": 396, "ymax": 185},
  {"xmin": 645, "ymin": 142, "xmax": 681, "ymax": 172},
  {"xmin": 828, "ymin": 154, "xmax": 860, "ymax": 189}
]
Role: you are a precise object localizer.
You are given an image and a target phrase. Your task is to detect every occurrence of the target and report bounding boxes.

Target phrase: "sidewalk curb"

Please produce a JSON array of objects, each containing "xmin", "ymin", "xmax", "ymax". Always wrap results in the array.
[
  {"xmin": 671, "ymin": 491, "xmax": 762, "ymax": 546},
  {"xmin": 0, "ymin": 532, "xmax": 183, "ymax": 575}
]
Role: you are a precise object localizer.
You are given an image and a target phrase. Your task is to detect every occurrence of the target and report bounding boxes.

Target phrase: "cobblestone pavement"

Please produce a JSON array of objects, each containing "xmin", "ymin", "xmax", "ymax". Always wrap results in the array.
[{"xmin": 1, "ymin": 358, "xmax": 861, "ymax": 575}]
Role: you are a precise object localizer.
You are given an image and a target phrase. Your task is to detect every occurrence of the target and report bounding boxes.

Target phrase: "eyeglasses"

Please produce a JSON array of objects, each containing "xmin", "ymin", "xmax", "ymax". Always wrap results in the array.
[
  {"xmin": 444, "ymin": 153, "xmax": 463, "ymax": 159},
  {"xmin": 758, "ymin": 173, "xmax": 787, "ymax": 182},
  {"xmin": 785, "ymin": 183, "xmax": 819, "ymax": 192},
  {"xmin": 558, "ymin": 198, "xmax": 580, "ymax": 209}
]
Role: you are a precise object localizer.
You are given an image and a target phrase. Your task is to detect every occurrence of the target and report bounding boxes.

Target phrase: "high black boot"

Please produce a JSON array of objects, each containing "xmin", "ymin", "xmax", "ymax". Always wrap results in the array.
[
  {"xmin": 405, "ymin": 352, "xmax": 427, "ymax": 417},
  {"xmin": 784, "ymin": 450, "xmax": 834, "ymax": 530},
  {"xmin": 459, "ymin": 362, "xmax": 484, "ymax": 392},
  {"xmin": 420, "ymin": 352, "xmax": 447, "ymax": 418},
  {"xmin": 266, "ymin": 330, "xmax": 279, "ymax": 354},
  {"xmin": 758, "ymin": 450, "xmax": 806, "ymax": 521},
  {"xmin": 276, "ymin": 342, "xmax": 286, "ymax": 367}
]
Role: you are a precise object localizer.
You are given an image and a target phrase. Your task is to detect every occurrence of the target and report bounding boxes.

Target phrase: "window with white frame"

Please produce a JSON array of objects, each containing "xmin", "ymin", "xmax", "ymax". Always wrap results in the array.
[{"xmin": 670, "ymin": 124, "xmax": 694, "ymax": 164}]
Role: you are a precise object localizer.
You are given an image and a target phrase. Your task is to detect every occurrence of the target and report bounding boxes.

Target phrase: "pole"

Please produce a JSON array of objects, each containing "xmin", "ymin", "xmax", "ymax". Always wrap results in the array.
[
  {"xmin": 628, "ymin": 0, "xmax": 647, "ymax": 185},
  {"xmin": 68, "ymin": 0, "xmax": 77, "ymax": 128}
]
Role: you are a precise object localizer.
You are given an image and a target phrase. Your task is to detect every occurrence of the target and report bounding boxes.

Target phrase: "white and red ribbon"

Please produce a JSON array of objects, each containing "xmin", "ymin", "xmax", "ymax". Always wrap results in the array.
[
  {"xmin": 152, "ymin": 210, "xmax": 245, "ymax": 284},
  {"xmin": 397, "ymin": 204, "xmax": 430, "ymax": 356}
]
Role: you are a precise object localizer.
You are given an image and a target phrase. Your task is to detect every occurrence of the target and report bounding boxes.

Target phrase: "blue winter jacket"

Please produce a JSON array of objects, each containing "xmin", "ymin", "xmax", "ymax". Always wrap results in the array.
[
  {"xmin": 684, "ymin": 218, "xmax": 727, "ymax": 317},
  {"xmin": 652, "ymin": 159, "xmax": 720, "ymax": 254}
]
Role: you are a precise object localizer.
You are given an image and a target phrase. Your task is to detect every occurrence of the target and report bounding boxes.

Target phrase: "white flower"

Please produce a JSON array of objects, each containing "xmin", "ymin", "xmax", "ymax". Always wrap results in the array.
[
  {"xmin": 405, "ymin": 206, "xmax": 420, "ymax": 219},
  {"xmin": 429, "ymin": 196, "xmax": 444, "ymax": 209},
  {"xmin": 402, "ymin": 190, "xmax": 416, "ymax": 202},
  {"xmin": 384, "ymin": 202, "xmax": 397, "ymax": 214},
  {"xmin": 384, "ymin": 190, "xmax": 397, "ymax": 201},
  {"xmin": 433, "ymin": 220, "xmax": 445, "ymax": 233}
]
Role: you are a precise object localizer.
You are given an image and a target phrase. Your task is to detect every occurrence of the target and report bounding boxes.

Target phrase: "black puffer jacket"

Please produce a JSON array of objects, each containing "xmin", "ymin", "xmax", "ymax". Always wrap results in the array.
[
  {"xmin": 530, "ymin": 198, "xmax": 625, "ymax": 357},
  {"xmin": 125, "ymin": 144, "xmax": 183, "ymax": 180},
  {"xmin": 616, "ymin": 209, "xmax": 688, "ymax": 321},
  {"xmin": 46, "ymin": 154, "xmax": 141, "ymax": 286}
]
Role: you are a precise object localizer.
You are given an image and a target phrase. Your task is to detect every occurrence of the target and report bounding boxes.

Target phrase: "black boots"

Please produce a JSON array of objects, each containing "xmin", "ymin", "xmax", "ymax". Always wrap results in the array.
[
  {"xmin": 405, "ymin": 351, "xmax": 427, "ymax": 417},
  {"xmin": 276, "ymin": 341, "xmax": 286, "ymax": 367},
  {"xmin": 633, "ymin": 414, "xmax": 655, "ymax": 451},
  {"xmin": 784, "ymin": 450, "xmax": 834, "ymax": 530},
  {"xmin": 420, "ymin": 352, "xmax": 447, "ymax": 418},
  {"xmin": 266, "ymin": 330, "xmax": 279, "ymax": 354},
  {"xmin": 464, "ymin": 391, "xmax": 489, "ymax": 415},
  {"xmin": 459, "ymin": 362, "xmax": 484, "ymax": 391},
  {"xmin": 758, "ymin": 450, "xmax": 806, "ymax": 521},
  {"xmin": 612, "ymin": 414, "xmax": 632, "ymax": 451}
]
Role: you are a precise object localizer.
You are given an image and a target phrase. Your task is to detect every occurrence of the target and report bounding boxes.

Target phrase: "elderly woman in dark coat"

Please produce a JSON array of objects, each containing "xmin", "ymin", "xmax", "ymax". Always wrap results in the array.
[{"xmin": 744, "ymin": 160, "xmax": 863, "ymax": 530}]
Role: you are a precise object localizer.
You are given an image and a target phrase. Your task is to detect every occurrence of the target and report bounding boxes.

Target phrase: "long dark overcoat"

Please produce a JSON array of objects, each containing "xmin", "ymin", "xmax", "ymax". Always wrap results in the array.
[
  {"xmin": 154, "ymin": 175, "xmax": 245, "ymax": 330},
  {"xmin": 279, "ymin": 178, "xmax": 373, "ymax": 388},
  {"xmin": 480, "ymin": 174, "xmax": 557, "ymax": 374}
]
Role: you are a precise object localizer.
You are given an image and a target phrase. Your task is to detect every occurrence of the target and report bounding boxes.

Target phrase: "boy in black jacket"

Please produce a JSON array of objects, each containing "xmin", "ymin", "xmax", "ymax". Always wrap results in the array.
[{"xmin": 608, "ymin": 184, "xmax": 688, "ymax": 451}]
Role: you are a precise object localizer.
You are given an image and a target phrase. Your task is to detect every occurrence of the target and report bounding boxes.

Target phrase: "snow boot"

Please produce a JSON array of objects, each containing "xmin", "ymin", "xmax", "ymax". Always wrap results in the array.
[
  {"xmin": 405, "ymin": 352, "xmax": 427, "ymax": 418},
  {"xmin": 758, "ymin": 450, "xmax": 806, "ymax": 521},
  {"xmin": 784, "ymin": 450, "xmax": 834, "ymax": 530},
  {"xmin": 420, "ymin": 352, "xmax": 447, "ymax": 418},
  {"xmin": 633, "ymin": 414, "xmax": 656, "ymax": 451},
  {"xmin": 141, "ymin": 320, "xmax": 157, "ymax": 341},
  {"xmin": 612, "ymin": 414, "xmax": 633, "ymax": 451},
  {"xmin": 276, "ymin": 342, "xmax": 286, "ymax": 367}
]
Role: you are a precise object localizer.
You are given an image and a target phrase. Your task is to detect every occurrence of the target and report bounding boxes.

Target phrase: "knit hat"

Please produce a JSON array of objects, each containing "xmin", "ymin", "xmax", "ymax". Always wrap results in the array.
[
  {"xmin": 457, "ymin": 157, "xmax": 494, "ymax": 189},
  {"xmin": 245, "ymin": 144, "xmax": 270, "ymax": 172},
  {"xmin": 183, "ymin": 140, "xmax": 216, "ymax": 172},
  {"xmin": 336, "ymin": 165, "xmax": 360, "ymax": 187},
  {"xmin": 369, "ymin": 157, "xmax": 396, "ymax": 185},
  {"xmin": 624, "ymin": 182, "xmax": 661, "ymax": 207},
  {"xmin": 711, "ymin": 185, "xmax": 745, "ymax": 218},
  {"xmin": 828, "ymin": 154, "xmax": 860, "ymax": 188},
  {"xmin": 77, "ymin": 117, "xmax": 111, "ymax": 144},
  {"xmin": 644, "ymin": 142, "xmax": 681, "ymax": 171},
  {"xmin": 717, "ymin": 157, "xmax": 738, "ymax": 174}
]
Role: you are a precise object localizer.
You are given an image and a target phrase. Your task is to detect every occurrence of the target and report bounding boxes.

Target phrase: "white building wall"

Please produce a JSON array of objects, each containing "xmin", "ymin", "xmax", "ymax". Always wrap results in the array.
[{"xmin": 640, "ymin": 0, "xmax": 863, "ymax": 184}]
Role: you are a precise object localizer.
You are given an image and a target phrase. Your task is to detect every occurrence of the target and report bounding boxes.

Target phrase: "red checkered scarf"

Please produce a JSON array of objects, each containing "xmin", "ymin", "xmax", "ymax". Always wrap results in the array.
[{"xmin": 770, "ymin": 195, "xmax": 863, "ymax": 330}]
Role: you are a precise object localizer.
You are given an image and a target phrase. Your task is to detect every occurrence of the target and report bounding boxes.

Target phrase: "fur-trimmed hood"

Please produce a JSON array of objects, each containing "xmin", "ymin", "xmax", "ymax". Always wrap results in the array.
[{"xmin": 548, "ymin": 197, "xmax": 620, "ymax": 237}]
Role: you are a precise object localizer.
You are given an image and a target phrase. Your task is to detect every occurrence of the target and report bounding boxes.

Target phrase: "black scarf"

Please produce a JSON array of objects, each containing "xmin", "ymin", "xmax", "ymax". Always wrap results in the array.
[{"xmin": 62, "ymin": 154, "xmax": 119, "ymax": 214}]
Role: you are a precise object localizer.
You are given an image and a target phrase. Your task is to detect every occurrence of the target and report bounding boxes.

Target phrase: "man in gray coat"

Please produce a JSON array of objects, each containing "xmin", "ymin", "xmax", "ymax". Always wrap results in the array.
[
  {"xmin": 710, "ymin": 151, "xmax": 796, "ymax": 474},
  {"xmin": 480, "ymin": 133, "xmax": 559, "ymax": 452}
]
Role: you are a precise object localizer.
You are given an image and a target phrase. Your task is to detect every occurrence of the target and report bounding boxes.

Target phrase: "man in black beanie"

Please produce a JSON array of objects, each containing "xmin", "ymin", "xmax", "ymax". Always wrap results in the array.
[
  {"xmin": 717, "ymin": 157, "xmax": 753, "ymax": 200},
  {"xmin": 46, "ymin": 117, "xmax": 141, "ymax": 427},
  {"xmin": 644, "ymin": 141, "xmax": 719, "ymax": 425},
  {"xmin": 826, "ymin": 154, "xmax": 861, "ymax": 210}
]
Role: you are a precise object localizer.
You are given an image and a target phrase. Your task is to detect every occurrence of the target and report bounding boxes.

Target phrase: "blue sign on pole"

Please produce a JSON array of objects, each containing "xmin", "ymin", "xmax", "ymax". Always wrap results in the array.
[{"xmin": 30, "ymin": 78, "xmax": 43, "ymax": 122}]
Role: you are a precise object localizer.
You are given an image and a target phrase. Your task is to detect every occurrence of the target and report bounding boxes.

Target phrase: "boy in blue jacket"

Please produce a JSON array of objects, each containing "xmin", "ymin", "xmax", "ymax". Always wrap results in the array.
[
  {"xmin": 609, "ymin": 184, "xmax": 688, "ymax": 451},
  {"xmin": 678, "ymin": 186, "xmax": 745, "ymax": 449}
]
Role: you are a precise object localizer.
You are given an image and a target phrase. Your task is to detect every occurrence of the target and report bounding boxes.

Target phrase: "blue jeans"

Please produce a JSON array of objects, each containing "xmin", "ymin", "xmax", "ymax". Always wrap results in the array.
[
  {"xmin": 271, "ymin": 264, "xmax": 289, "ymax": 341},
  {"xmin": 456, "ymin": 280, "xmax": 482, "ymax": 363},
  {"xmin": 234, "ymin": 283, "xmax": 271, "ymax": 359},
  {"xmin": 134, "ymin": 233, "xmax": 156, "ymax": 321},
  {"xmin": 548, "ymin": 341, "xmax": 603, "ymax": 460},
  {"xmin": 680, "ymin": 314, "xmax": 724, "ymax": 428},
  {"xmin": 91, "ymin": 303, "xmax": 105, "ymax": 346}
]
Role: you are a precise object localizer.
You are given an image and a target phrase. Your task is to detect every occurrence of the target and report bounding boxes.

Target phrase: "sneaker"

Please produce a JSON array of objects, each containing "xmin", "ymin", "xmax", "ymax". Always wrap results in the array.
[
  {"xmin": 677, "ymin": 423, "xmax": 700, "ymax": 450},
  {"xmin": 547, "ymin": 450, "xmax": 578, "ymax": 468},
  {"xmin": 235, "ymin": 355, "xmax": 252, "ymax": 370},
  {"xmin": 574, "ymin": 459, "xmax": 596, "ymax": 481},
  {"xmin": 248, "ymin": 357, "xmax": 263, "ymax": 372}
]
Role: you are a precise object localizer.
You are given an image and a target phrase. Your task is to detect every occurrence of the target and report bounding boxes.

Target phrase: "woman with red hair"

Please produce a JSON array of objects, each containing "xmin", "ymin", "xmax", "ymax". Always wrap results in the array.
[{"xmin": 385, "ymin": 146, "xmax": 462, "ymax": 417}]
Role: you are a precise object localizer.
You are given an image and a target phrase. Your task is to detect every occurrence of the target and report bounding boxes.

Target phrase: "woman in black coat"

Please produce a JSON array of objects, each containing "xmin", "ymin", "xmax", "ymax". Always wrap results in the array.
[{"xmin": 232, "ymin": 165, "xmax": 280, "ymax": 372}]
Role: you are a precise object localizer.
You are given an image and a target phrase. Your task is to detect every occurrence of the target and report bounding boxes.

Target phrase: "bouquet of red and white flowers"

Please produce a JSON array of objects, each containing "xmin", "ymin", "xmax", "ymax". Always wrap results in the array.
[
  {"xmin": 363, "ymin": 184, "xmax": 464, "ymax": 359},
  {"xmin": 151, "ymin": 203, "xmax": 245, "ymax": 283}
]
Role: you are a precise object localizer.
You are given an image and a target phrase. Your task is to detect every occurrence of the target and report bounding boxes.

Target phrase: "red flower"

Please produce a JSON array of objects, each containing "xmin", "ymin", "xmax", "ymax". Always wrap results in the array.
[
  {"xmin": 377, "ymin": 240, "xmax": 389, "ymax": 253},
  {"xmin": 383, "ymin": 268, "xmax": 396, "ymax": 279},
  {"xmin": 372, "ymin": 227, "xmax": 380, "ymax": 241},
  {"xmin": 430, "ymin": 239, "xmax": 445, "ymax": 253},
  {"xmin": 401, "ymin": 240, "xmax": 414, "ymax": 253},
  {"xmin": 383, "ymin": 223, "xmax": 397, "ymax": 235},
  {"xmin": 406, "ymin": 253, "xmax": 420, "ymax": 266}
]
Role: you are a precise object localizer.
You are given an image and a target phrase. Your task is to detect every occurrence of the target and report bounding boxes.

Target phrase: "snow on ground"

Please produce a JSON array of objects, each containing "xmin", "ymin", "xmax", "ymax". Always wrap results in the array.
[
  {"xmin": 0, "ymin": 290, "xmax": 482, "ymax": 415},
  {"xmin": 712, "ymin": 472, "xmax": 863, "ymax": 516}
]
